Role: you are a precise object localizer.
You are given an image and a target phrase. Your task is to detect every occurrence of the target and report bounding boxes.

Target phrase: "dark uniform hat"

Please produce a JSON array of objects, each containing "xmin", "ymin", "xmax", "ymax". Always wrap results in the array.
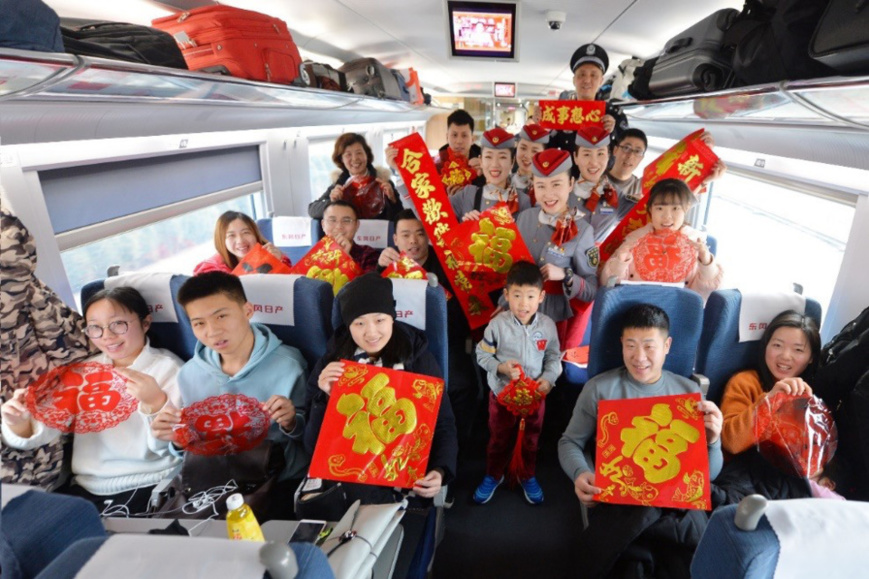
[
  {"xmin": 570, "ymin": 43, "xmax": 609, "ymax": 74},
  {"xmin": 480, "ymin": 127, "xmax": 516, "ymax": 149},
  {"xmin": 517, "ymin": 123, "xmax": 551, "ymax": 145},
  {"xmin": 531, "ymin": 148, "xmax": 573, "ymax": 178},
  {"xmin": 574, "ymin": 125, "xmax": 611, "ymax": 149}
]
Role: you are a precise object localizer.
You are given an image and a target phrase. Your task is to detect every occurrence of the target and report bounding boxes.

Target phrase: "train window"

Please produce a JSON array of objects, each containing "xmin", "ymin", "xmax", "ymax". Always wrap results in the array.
[
  {"xmin": 308, "ymin": 138, "xmax": 337, "ymax": 201},
  {"xmin": 61, "ymin": 195, "xmax": 257, "ymax": 310},
  {"xmin": 704, "ymin": 175, "xmax": 855, "ymax": 312}
]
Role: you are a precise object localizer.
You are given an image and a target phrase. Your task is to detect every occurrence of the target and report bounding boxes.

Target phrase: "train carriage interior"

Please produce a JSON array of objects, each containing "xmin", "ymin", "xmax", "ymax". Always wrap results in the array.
[{"xmin": 2, "ymin": 0, "xmax": 869, "ymax": 577}]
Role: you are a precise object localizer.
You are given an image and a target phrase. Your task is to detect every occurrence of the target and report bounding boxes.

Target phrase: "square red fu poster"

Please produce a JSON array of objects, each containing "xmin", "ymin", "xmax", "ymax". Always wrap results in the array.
[{"xmin": 594, "ymin": 393, "xmax": 711, "ymax": 510}]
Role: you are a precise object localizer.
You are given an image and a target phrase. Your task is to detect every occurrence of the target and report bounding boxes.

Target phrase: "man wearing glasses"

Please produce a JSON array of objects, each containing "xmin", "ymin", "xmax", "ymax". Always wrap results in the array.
[
  {"xmin": 600, "ymin": 128, "xmax": 648, "ymax": 241},
  {"xmin": 321, "ymin": 200, "xmax": 379, "ymax": 273}
]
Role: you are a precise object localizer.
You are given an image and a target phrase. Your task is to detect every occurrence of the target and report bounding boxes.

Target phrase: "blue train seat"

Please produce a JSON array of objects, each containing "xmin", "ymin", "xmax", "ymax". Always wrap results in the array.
[{"xmin": 256, "ymin": 216, "xmax": 319, "ymax": 264}]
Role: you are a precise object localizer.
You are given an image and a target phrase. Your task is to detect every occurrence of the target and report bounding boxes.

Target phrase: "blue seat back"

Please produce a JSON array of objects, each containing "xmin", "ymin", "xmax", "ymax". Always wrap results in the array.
[
  {"xmin": 81, "ymin": 274, "xmax": 197, "ymax": 361},
  {"xmin": 696, "ymin": 289, "xmax": 822, "ymax": 403},
  {"xmin": 331, "ymin": 279, "xmax": 449, "ymax": 385},
  {"xmin": 706, "ymin": 234, "xmax": 717, "ymax": 257},
  {"xmin": 587, "ymin": 285, "xmax": 704, "ymax": 380},
  {"xmin": 237, "ymin": 274, "xmax": 333, "ymax": 370},
  {"xmin": 315, "ymin": 219, "xmax": 396, "ymax": 250},
  {"xmin": 257, "ymin": 217, "xmax": 320, "ymax": 264}
]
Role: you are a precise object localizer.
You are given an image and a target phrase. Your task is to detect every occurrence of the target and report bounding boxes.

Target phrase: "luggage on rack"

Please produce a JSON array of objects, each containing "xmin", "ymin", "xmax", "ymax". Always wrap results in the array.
[
  {"xmin": 810, "ymin": 0, "xmax": 869, "ymax": 74},
  {"xmin": 648, "ymin": 8, "xmax": 739, "ymax": 97},
  {"xmin": 725, "ymin": 0, "xmax": 834, "ymax": 86},
  {"xmin": 339, "ymin": 57, "xmax": 404, "ymax": 100},
  {"xmin": 610, "ymin": 57, "xmax": 645, "ymax": 101},
  {"xmin": 0, "ymin": 0, "xmax": 64, "ymax": 53},
  {"xmin": 60, "ymin": 21, "xmax": 188, "ymax": 69},
  {"xmin": 391, "ymin": 69, "xmax": 413, "ymax": 102},
  {"xmin": 152, "ymin": 5, "xmax": 303, "ymax": 85},
  {"xmin": 628, "ymin": 56, "xmax": 658, "ymax": 100},
  {"xmin": 400, "ymin": 68, "xmax": 425, "ymax": 105},
  {"xmin": 302, "ymin": 61, "xmax": 348, "ymax": 92}
]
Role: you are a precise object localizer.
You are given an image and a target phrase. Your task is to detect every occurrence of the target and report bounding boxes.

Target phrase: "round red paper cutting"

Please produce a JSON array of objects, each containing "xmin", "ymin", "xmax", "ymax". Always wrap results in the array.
[
  {"xmin": 631, "ymin": 230, "xmax": 698, "ymax": 283},
  {"xmin": 175, "ymin": 393, "xmax": 270, "ymax": 455},
  {"xmin": 342, "ymin": 176, "xmax": 385, "ymax": 219},
  {"xmin": 24, "ymin": 361, "xmax": 135, "ymax": 434}
]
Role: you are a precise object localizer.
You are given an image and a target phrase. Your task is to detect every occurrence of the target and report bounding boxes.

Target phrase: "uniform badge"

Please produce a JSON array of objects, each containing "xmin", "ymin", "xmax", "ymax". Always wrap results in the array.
[{"xmin": 586, "ymin": 246, "xmax": 600, "ymax": 268}]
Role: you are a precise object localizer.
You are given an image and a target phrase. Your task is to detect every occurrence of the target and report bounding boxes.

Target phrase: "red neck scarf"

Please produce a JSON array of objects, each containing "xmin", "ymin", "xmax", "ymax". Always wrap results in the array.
[{"xmin": 550, "ymin": 208, "xmax": 579, "ymax": 245}]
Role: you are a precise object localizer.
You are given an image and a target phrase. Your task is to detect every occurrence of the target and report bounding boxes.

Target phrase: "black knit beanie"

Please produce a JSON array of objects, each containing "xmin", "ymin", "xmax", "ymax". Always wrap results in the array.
[{"xmin": 339, "ymin": 273, "xmax": 396, "ymax": 324}]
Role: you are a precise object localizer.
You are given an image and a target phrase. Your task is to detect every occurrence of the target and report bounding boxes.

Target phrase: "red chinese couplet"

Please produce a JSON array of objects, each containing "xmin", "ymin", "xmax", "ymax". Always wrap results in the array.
[
  {"xmin": 631, "ymin": 230, "xmax": 699, "ymax": 283},
  {"xmin": 309, "ymin": 361, "xmax": 444, "ymax": 489},
  {"xmin": 440, "ymin": 148, "xmax": 475, "ymax": 189},
  {"xmin": 599, "ymin": 128, "xmax": 719, "ymax": 263},
  {"xmin": 594, "ymin": 393, "xmax": 711, "ymax": 510},
  {"xmin": 174, "ymin": 393, "xmax": 270, "ymax": 456},
  {"xmin": 381, "ymin": 252, "xmax": 428, "ymax": 281},
  {"xmin": 290, "ymin": 237, "xmax": 362, "ymax": 295},
  {"xmin": 232, "ymin": 243, "xmax": 293, "ymax": 276},
  {"xmin": 537, "ymin": 100, "xmax": 606, "ymax": 132},
  {"xmin": 390, "ymin": 132, "xmax": 493, "ymax": 329},
  {"xmin": 444, "ymin": 204, "xmax": 535, "ymax": 293},
  {"xmin": 25, "ymin": 361, "xmax": 136, "ymax": 434}
]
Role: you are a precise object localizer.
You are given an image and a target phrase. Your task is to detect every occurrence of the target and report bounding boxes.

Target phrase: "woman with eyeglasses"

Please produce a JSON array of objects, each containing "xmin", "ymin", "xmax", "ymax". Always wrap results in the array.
[
  {"xmin": 194, "ymin": 210, "xmax": 292, "ymax": 276},
  {"xmin": 1, "ymin": 287, "xmax": 183, "ymax": 515}
]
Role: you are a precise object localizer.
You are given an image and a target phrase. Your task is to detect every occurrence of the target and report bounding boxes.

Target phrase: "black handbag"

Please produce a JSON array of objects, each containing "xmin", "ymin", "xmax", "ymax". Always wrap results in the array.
[{"xmin": 295, "ymin": 477, "xmax": 350, "ymax": 521}]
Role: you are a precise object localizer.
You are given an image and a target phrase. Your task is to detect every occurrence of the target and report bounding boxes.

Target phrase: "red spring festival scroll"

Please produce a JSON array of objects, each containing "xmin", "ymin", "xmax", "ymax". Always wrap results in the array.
[
  {"xmin": 537, "ymin": 100, "xmax": 605, "ymax": 132},
  {"xmin": 309, "ymin": 361, "xmax": 444, "ymax": 488},
  {"xmin": 599, "ymin": 128, "xmax": 719, "ymax": 263},
  {"xmin": 594, "ymin": 393, "xmax": 711, "ymax": 510}
]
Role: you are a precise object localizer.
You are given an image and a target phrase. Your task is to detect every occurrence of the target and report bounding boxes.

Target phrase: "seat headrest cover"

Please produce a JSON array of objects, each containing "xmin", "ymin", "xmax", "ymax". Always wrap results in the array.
[
  {"xmin": 738, "ymin": 291, "xmax": 806, "ymax": 343},
  {"xmin": 391, "ymin": 278, "xmax": 427, "ymax": 330},
  {"xmin": 237, "ymin": 274, "xmax": 297, "ymax": 327},
  {"xmin": 272, "ymin": 216, "xmax": 313, "ymax": 247},
  {"xmin": 104, "ymin": 273, "xmax": 178, "ymax": 323},
  {"xmin": 354, "ymin": 220, "xmax": 390, "ymax": 249}
]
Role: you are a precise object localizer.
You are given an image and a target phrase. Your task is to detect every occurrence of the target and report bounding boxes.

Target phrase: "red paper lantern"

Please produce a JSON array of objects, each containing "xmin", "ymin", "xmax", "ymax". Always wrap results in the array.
[
  {"xmin": 755, "ymin": 393, "xmax": 838, "ymax": 479},
  {"xmin": 25, "ymin": 362, "xmax": 135, "ymax": 434},
  {"xmin": 174, "ymin": 393, "xmax": 270, "ymax": 456},
  {"xmin": 631, "ymin": 229, "xmax": 698, "ymax": 283}
]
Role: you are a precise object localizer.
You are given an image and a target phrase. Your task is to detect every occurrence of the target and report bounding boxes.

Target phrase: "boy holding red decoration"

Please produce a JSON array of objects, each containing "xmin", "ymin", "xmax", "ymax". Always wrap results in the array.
[{"xmin": 474, "ymin": 261, "xmax": 562, "ymax": 505}]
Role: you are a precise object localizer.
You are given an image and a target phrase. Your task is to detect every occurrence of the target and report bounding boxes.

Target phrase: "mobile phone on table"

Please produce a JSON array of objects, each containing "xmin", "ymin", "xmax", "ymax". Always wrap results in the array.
[{"xmin": 289, "ymin": 519, "xmax": 327, "ymax": 544}]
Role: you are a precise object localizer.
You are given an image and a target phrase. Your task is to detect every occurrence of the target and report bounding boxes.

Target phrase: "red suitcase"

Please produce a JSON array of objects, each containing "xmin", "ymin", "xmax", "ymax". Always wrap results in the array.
[{"xmin": 152, "ymin": 5, "xmax": 303, "ymax": 85}]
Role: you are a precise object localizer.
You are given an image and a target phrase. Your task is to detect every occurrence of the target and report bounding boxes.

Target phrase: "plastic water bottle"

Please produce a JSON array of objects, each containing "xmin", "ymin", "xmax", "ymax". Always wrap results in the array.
[{"xmin": 226, "ymin": 493, "xmax": 265, "ymax": 541}]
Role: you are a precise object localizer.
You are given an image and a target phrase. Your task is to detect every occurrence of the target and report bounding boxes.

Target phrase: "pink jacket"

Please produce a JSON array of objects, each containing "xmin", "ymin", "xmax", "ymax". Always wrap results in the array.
[
  {"xmin": 193, "ymin": 253, "xmax": 292, "ymax": 276},
  {"xmin": 599, "ymin": 223, "xmax": 723, "ymax": 301}
]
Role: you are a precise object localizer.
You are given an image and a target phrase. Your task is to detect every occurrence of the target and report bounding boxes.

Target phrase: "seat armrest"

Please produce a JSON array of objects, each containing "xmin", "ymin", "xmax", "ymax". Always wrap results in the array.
[
  {"xmin": 149, "ymin": 463, "xmax": 183, "ymax": 510},
  {"xmin": 691, "ymin": 373, "xmax": 710, "ymax": 396}
]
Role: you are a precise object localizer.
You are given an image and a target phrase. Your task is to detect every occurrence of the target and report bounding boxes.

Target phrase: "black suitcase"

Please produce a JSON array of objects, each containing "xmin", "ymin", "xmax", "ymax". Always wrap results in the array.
[
  {"xmin": 648, "ymin": 9, "xmax": 739, "ymax": 97},
  {"xmin": 628, "ymin": 56, "xmax": 658, "ymax": 100},
  {"xmin": 810, "ymin": 0, "xmax": 869, "ymax": 74},
  {"xmin": 0, "ymin": 0, "xmax": 64, "ymax": 53},
  {"xmin": 302, "ymin": 61, "xmax": 348, "ymax": 92},
  {"xmin": 339, "ymin": 57, "xmax": 404, "ymax": 100},
  {"xmin": 60, "ymin": 21, "xmax": 188, "ymax": 69}
]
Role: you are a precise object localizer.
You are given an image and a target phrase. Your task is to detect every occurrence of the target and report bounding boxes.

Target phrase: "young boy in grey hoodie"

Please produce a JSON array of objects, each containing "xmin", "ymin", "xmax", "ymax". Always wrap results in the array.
[{"xmin": 474, "ymin": 261, "xmax": 562, "ymax": 505}]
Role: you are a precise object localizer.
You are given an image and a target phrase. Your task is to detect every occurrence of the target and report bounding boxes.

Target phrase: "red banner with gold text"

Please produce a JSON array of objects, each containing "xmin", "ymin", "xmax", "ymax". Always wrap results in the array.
[
  {"xmin": 290, "ymin": 237, "xmax": 361, "ymax": 296},
  {"xmin": 391, "ymin": 132, "xmax": 495, "ymax": 329},
  {"xmin": 594, "ymin": 393, "xmax": 711, "ymax": 510},
  {"xmin": 599, "ymin": 129, "xmax": 718, "ymax": 263},
  {"xmin": 537, "ymin": 100, "xmax": 606, "ymax": 132},
  {"xmin": 309, "ymin": 361, "xmax": 444, "ymax": 488}
]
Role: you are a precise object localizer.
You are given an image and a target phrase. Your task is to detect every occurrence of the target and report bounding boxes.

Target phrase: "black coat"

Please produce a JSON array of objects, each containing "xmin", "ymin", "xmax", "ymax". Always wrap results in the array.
[
  {"xmin": 303, "ymin": 321, "xmax": 459, "ymax": 493},
  {"xmin": 710, "ymin": 449, "xmax": 811, "ymax": 508}
]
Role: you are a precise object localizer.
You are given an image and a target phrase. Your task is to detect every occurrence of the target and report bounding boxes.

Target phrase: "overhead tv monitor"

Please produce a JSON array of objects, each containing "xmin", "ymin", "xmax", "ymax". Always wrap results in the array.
[
  {"xmin": 447, "ymin": 1, "xmax": 519, "ymax": 61},
  {"xmin": 494, "ymin": 82, "xmax": 516, "ymax": 98}
]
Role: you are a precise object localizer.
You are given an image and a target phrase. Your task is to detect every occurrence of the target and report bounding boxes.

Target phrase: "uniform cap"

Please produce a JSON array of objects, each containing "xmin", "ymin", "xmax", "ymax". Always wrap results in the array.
[
  {"xmin": 570, "ymin": 43, "xmax": 609, "ymax": 74},
  {"xmin": 480, "ymin": 127, "xmax": 516, "ymax": 150},
  {"xmin": 574, "ymin": 125, "xmax": 611, "ymax": 149},
  {"xmin": 517, "ymin": 124, "xmax": 551, "ymax": 145},
  {"xmin": 531, "ymin": 148, "xmax": 573, "ymax": 178}
]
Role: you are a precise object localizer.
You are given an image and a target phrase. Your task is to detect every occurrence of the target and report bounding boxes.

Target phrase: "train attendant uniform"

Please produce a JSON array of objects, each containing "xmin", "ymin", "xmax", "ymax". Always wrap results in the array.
[
  {"xmin": 570, "ymin": 126, "xmax": 622, "ymax": 242},
  {"xmin": 450, "ymin": 128, "xmax": 531, "ymax": 221},
  {"xmin": 511, "ymin": 124, "xmax": 551, "ymax": 207},
  {"xmin": 514, "ymin": 149, "xmax": 598, "ymax": 347}
]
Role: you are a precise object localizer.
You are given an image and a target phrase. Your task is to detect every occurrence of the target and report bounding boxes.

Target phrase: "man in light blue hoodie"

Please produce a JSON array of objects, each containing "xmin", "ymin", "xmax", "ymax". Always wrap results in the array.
[{"xmin": 151, "ymin": 272, "xmax": 309, "ymax": 489}]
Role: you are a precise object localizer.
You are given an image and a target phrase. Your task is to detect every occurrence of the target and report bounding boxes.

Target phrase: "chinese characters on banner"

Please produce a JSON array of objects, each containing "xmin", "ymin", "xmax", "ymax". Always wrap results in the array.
[
  {"xmin": 389, "ymin": 133, "xmax": 495, "ymax": 329},
  {"xmin": 290, "ymin": 237, "xmax": 362, "ymax": 295},
  {"xmin": 25, "ymin": 362, "xmax": 136, "ymax": 434},
  {"xmin": 594, "ymin": 393, "xmax": 711, "ymax": 510},
  {"xmin": 174, "ymin": 393, "xmax": 270, "ymax": 456},
  {"xmin": 537, "ymin": 100, "xmax": 606, "ymax": 132},
  {"xmin": 381, "ymin": 252, "xmax": 428, "ymax": 281},
  {"xmin": 232, "ymin": 243, "xmax": 293, "ymax": 276},
  {"xmin": 309, "ymin": 361, "xmax": 444, "ymax": 488},
  {"xmin": 599, "ymin": 129, "xmax": 719, "ymax": 263},
  {"xmin": 441, "ymin": 148, "xmax": 476, "ymax": 189}
]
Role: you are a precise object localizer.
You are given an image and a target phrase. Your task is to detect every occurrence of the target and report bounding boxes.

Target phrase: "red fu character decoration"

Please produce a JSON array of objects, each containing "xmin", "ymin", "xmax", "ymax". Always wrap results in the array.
[
  {"xmin": 174, "ymin": 393, "xmax": 270, "ymax": 456},
  {"xmin": 497, "ymin": 368, "xmax": 545, "ymax": 481}
]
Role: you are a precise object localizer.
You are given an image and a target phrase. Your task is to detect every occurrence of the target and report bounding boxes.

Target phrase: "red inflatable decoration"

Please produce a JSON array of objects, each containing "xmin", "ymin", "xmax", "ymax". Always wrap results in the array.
[
  {"xmin": 755, "ymin": 392, "xmax": 838, "ymax": 479},
  {"xmin": 631, "ymin": 229, "xmax": 698, "ymax": 283},
  {"xmin": 174, "ymin": 393, "xmax": 271, "ymax": 456},
  {"xmin": 25, "ymin": 361, "xmax": 135, "ymax": 434},
  {"xmin": 342, "ymin": 176, "xmax": 385, "ymax": 219}
]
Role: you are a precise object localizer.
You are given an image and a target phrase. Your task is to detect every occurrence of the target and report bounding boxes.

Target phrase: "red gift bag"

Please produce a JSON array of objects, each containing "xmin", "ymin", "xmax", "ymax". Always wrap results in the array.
[{"xmin": 342, "ymin": 176, "xmax": 386, "ymax": 219}]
